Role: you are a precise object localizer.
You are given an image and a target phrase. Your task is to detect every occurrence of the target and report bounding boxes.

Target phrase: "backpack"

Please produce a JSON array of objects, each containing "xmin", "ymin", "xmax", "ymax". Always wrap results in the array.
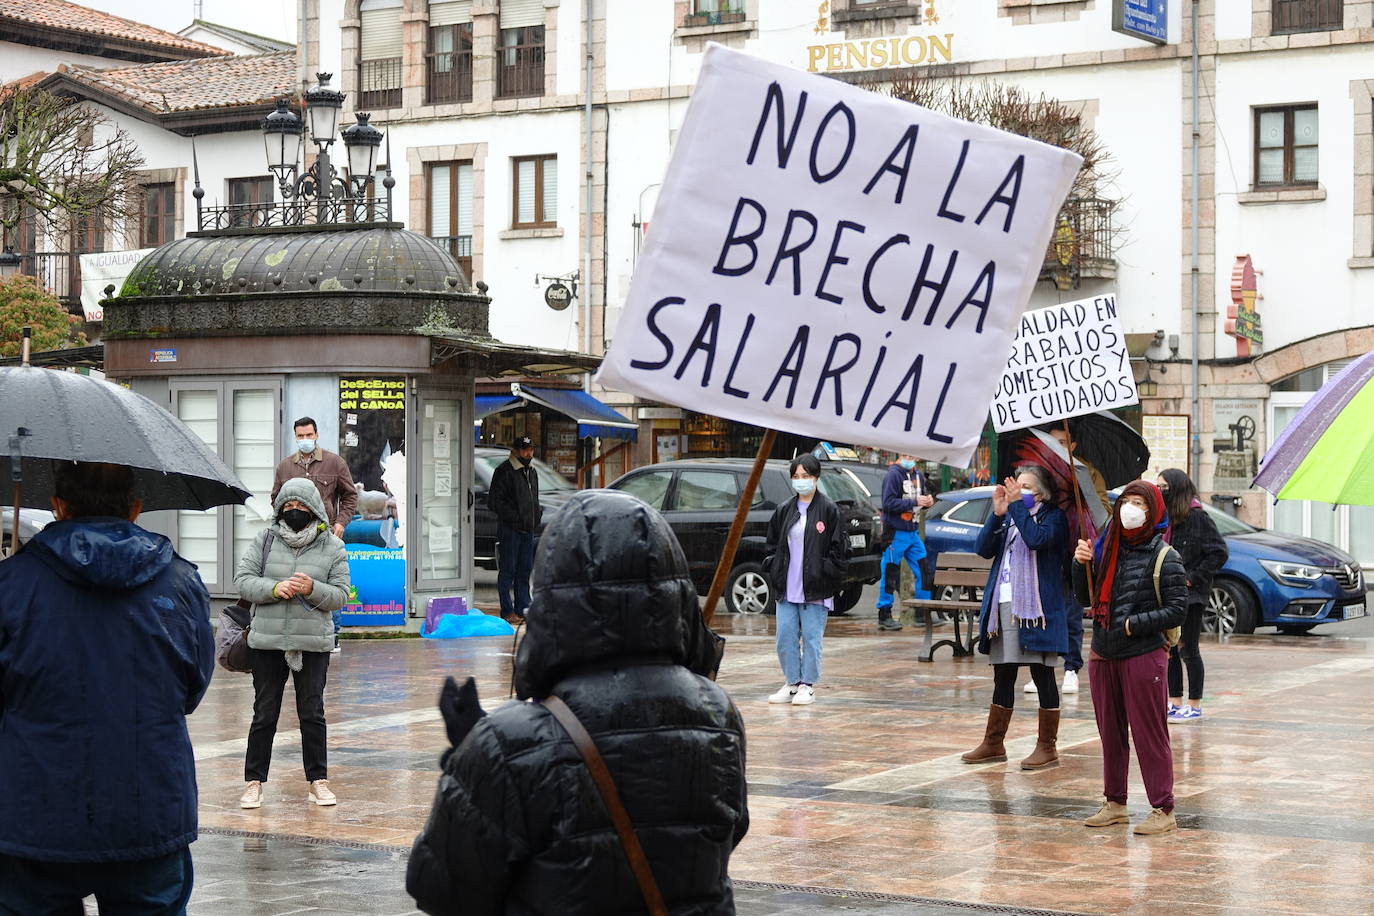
[{"xmin": 1150, "ymin": 543, "xmax": 1182, "ymax": 649}]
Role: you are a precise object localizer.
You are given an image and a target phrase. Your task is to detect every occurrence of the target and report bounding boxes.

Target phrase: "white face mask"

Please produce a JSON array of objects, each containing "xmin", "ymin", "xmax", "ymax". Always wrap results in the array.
[{"xmin": 1119, "ymin": 503, "xmax": 1148, "ymax": 531}]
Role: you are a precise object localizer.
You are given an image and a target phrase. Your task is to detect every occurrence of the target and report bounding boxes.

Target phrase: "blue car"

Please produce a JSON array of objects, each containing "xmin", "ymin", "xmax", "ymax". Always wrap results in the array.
[{"xmin": 923, "ymin": 487, "xmax": 1366, "ymax": 635}]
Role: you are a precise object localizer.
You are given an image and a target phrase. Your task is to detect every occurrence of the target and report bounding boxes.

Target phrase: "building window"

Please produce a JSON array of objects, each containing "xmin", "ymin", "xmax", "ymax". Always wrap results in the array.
[
  {"xmin": 360, "ymin": 0, "xmax": 403, "ymax": 109},
  {"xmin": 226, "ymin": 177, "xmax": 273, "ymax": 228},
  {"xmin": 427, "ymin": 8, "xmax": 473, "ymax": 104},
  {"xmin": 685, "ymin": 0, "xmax": 746, "ymax": 26},
  {"xmin": 428, "ymin": 160, "xmax": 474, "ymax": 278},
  {"xmin": 512, "ymin": 155, "xmax": 555, "ymax": 228},
  {"xmin": 497, "ymin": 0, "xmax": 545, "ymax": 98},
  {"xmin": 1272, "ymin": 0, "xmax": 1343, "ymax": 34},
  {"xmin": 140, "ymin": 182, "xmax": 176, "ymax": 247},
  {"xmin": 1254, "ymin": 104, "xmax": 1318, "ymax": 188}
]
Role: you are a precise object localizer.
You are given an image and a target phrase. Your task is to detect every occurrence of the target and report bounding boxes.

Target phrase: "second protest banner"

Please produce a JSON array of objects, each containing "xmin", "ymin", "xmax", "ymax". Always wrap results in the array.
[
  {"xmin": 596, "ymin": 45, "xmax": 1083, "ymax": 467},
  {"xmin": 990, "ymin": 293, "xmax": 1138, "ymax": 432}
]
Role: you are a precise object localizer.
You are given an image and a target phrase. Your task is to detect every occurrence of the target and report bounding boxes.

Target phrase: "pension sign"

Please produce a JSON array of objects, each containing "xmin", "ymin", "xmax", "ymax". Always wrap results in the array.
[{"xmin": 596, "ymin": 46, "xmax": 1082, "ymax": 466}]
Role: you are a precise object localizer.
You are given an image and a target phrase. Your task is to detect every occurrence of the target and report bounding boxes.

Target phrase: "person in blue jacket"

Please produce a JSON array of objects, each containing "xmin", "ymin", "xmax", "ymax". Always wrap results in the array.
[
  {"xmin": 874, "ymin": 453, "xmax": 935, "ymax": 631},
  {"xmin": 961, "ymin": 464, "xmax": 1070, "ymax": 771},
  {"xmin": 0, "ymin": 461, "xmax": 214, "ymax": 914}
]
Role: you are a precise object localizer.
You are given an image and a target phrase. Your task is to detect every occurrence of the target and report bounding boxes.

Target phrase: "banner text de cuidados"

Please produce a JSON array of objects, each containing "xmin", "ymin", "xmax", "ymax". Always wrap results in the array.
[{"xmin": 597, "ymin": 47, "xmax": 1082, "ymax": 465}]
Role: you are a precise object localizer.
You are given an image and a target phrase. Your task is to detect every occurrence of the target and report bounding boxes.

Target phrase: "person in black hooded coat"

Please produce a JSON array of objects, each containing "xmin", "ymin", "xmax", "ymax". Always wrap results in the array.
[{"xmin": 406, "ymin": 489, "xmax": 749, "ymax": 916}]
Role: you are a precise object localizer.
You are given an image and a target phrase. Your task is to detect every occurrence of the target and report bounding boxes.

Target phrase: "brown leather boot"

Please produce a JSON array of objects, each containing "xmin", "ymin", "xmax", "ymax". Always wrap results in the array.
[
  {"xmin": 962, "ymin": 704, "xmax": 1013, "ymax": 763},
  {"xmin": 1020, "ymin": 707, "xmax": 1061, "ymax": 770}
]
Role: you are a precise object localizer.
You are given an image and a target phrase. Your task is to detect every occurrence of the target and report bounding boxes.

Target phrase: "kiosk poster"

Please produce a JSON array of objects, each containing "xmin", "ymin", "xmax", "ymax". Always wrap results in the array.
[
  {"xmin": 596, "ymin": 45, "xmax": 1082, "ymax": 467},
  {"xmin": 991, "ymin": 294, "xmax": 1138, "ymax": 432},
  {"xmin": 338, "ymin": 376, "xmax": 406, "ymax": 626}
]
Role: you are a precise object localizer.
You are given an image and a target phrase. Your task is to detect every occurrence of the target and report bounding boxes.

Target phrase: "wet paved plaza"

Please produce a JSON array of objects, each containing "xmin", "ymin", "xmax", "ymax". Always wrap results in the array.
[{"xmin": 186, "ymin": 615, "xmax": 1374, "ymax": 915}]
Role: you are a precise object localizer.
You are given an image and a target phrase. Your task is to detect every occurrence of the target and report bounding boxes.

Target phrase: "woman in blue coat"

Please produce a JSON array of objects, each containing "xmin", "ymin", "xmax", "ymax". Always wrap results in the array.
[{"xmin": 962, "ymin": 464, "xmax": 1071, "ymax": 770}]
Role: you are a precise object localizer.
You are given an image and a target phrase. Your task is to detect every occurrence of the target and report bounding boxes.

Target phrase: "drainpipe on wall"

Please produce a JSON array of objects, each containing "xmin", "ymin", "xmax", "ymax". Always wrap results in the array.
[
  {"xmin": 583, "ymin": 0, "xmax": 595, "ymax": 392},
  {"xmin": 1190, "ymin": 0, "xmax": 1202, "ymax": 479}
]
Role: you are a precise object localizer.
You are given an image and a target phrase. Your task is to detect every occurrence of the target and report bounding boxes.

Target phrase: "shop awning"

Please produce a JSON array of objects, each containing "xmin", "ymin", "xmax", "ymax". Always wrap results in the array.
[
  {"xmin": 512, "ymin": 383, "xmax": 638, "ymax": 441},
  {"xmin": 475, "ymin": 394, "xmax": 522, "ymax": 422}
]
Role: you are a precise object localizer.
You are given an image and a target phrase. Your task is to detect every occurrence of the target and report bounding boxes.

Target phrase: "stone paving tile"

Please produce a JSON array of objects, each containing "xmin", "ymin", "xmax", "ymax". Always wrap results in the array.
[{"xmin": 186, "ymin": 619, "xmax": 1374, "ymax": 914}]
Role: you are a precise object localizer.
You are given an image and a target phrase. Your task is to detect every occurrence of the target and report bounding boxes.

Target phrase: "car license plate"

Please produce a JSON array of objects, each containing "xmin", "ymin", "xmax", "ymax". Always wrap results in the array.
[
  {"xmin": 849, "ymin": 534, "xmax": 865, "ymax": 548},
  {"xmin": 1344, "ymin": 603, "xmax": 1366, "ymax": 620}
]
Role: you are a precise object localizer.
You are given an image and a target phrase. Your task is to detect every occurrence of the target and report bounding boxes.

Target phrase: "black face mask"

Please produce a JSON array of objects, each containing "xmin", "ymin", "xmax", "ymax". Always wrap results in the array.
[
  {"xmin": 516, "ymin": 455, "xmax": 532, "ymax": 467},
  {"xmin": 281, "ymin": 508, "xmax": 314, "ymax": 532}
]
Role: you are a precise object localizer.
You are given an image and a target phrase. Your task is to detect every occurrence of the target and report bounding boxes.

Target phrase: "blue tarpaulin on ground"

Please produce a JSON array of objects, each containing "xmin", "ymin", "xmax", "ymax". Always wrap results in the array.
[{"xmin": 515, "ymin": 385, "xmax": 639, "ymax": 441}]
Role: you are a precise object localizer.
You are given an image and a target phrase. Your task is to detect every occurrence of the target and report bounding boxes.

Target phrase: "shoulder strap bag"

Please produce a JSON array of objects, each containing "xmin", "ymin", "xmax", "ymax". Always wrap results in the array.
[
  {"xmin": 1151, "ymin": 543, "xmax": 1182, "ymax": 649},
  {"xmin": 215, "ymin": 530, "xmax": 276, "ymax": 674},
  {"xmin": 542, "ymin": 694, "xmax": 668, "ymax": 916}
]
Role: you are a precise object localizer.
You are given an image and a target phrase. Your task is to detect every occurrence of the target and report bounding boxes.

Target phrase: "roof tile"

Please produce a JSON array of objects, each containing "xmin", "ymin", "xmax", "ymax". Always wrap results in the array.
[
  {"xmin": 61, "ymin": 51, "xmax": 296, "ymax": 113},
  {"xmin": 0, "ymin": 0, "xmax": 231, "ymax": 57}
]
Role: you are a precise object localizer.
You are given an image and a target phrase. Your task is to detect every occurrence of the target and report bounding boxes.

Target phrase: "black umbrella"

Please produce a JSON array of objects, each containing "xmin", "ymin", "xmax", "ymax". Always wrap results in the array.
[
  {"xmin": 2, "ymin": 367, "xmax": 252, "ymax": 512},
  {"xmin": 999, "ymin": 410, "xmax": 1149, "ymax": 490}
]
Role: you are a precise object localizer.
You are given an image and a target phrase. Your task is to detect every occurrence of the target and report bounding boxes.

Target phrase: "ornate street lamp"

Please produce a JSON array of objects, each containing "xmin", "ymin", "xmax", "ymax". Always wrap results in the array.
[
  {"xmin": 262, "ymin": 99, "xmax": 304, "ymax": 194},
  {"xmin": 304, "ymin": 72, "xmax": 345, "ymax": 148},
  {"xmin": 341, "ymin": 113, "xmax": 383, "ymax": 192}
]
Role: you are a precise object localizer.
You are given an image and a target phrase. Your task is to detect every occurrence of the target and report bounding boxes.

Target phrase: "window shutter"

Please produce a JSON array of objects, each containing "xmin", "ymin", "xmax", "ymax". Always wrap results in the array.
[
  {"xmin": 361, "ymin": 7, "xmax": 404, "ymax": 60},
  {"xmin": 430, "ymin": 0, "xmax": 473, "ymax": 26},
  {"xmin": 540, "ymin": 158, "xmax": 556, "ymax": 223},
  {"xmin": 500, "ymin": 0, "xmax": 544, "ymax": 29},
  {"xmin": 430, "ymin": 164, "xmax": 452, "ymax": 236},
  {"xmin": 517, "ymin": 159, "xmax": 536, "ymax": 224},
  {"xmin": 457, "ymin": 163, "xmax": 474, "ymax": 235}
]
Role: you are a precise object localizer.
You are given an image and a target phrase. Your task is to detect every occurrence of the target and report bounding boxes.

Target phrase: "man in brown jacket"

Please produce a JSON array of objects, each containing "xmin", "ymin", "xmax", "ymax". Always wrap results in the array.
[{"xmin": 271, "ymin": 417, "xmax": 358, "ymax": 539}]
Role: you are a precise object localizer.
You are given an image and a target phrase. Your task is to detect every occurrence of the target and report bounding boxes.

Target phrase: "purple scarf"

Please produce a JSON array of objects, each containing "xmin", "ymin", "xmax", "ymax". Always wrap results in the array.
[{"xmin": 989, "ymin": 505, "xmax": 1045, "ymax": 635}]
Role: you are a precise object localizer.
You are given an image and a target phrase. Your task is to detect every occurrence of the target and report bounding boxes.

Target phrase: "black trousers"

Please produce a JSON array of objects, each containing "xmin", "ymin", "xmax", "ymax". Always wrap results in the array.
[
  {"xmin": 1167, "ymin": 602, "xmax": 1206, "ymax": 700},
  {"xmin": 245, "ymin": 648, "xmax": 330, "ymax": 783},
  {"xmin": 991, "ymin": 662, "xmax": 1059, "ymax": 709}
]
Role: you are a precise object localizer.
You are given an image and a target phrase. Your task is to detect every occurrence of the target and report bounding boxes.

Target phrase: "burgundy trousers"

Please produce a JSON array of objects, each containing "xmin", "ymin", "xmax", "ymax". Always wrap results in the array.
[{"xmin": 1088, "ymin": 648, "xmax": 1175, "ymax": 813}]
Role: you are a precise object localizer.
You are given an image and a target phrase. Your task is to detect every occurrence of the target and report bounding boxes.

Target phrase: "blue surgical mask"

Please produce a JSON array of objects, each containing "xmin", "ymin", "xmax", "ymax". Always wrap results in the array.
[
  {"xmin": 792, "ymin": 478, "xmax": 816, "ymax": 496},
  {"xmin": 898, "ymin": 459, "xmax": 916, "ymax": 470},
  {"xmin": 1020, "ymin": 491, "xmax": 1037, "ymax": 508},
  {"xmin": 296, "ymin": 438, "xmax": 316, "ymax": 454}
]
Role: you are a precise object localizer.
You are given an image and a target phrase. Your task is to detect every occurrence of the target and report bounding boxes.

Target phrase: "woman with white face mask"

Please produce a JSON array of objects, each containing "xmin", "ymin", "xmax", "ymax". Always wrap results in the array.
[
  {"xmin": 763, "ymin": 454, "xmax": 848, "ymax": 707},
  {"xmin": 1072, "ymin": 480, "xmax": 1188, "ymax": 836},
  {"xmin": 962, "ymin": 464, "xmax": 1071, "ymax": 771}
]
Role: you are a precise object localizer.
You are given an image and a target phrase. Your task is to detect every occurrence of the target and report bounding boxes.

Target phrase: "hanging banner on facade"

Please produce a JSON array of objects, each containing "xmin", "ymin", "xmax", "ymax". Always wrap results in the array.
[
  {"xmin": 338, "ymin": 376, "xmax": 406, "ymax": 493},
  {"xmin": 596, "ymin": 45, "xmax": 1082, "ymax": 466},
  {"xmin": 80, "ymin": 248, "xmax": 155, "ymax": 321},
  {"xmin": 991, "ymin": 293, "xmax": 1138, "ymax": 432}
]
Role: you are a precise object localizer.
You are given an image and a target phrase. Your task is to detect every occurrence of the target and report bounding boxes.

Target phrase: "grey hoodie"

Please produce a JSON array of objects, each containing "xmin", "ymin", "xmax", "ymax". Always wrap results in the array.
[{"xmin": 236, "ymin": 477, "xmax": 351, "ymax": 653}]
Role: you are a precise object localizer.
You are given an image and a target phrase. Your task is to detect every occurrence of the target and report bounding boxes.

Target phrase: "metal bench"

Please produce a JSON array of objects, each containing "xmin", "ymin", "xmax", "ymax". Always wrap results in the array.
[{"xmin": 903, "ymin": 552, "xmax": 992, "ymax": 662}]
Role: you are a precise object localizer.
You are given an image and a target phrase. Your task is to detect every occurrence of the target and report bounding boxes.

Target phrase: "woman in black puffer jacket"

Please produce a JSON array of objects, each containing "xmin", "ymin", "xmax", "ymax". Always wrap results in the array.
[
  {"xmin": 407, "ymin": 489, "xmax": 749, "ymax": 916},
  {"xmin": 1158, "ymin": 468, "xmax": 1228, "ymax": 723},
  {"xmin": 1072, "ymin": 480, "xmax": 1187, "ymax": 837}
]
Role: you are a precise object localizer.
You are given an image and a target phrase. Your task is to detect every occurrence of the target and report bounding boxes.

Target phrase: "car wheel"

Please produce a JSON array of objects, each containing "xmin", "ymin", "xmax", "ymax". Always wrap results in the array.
[
  {"xmin": 831, "ymin": 583, "xmax": 864, "ymax": 616},
  {"xmin": 1277, "ymin": 624, "xmax": 1317, "ymax": 635},
  {"xmin": 725, "ymin": 563, "xmax": 775, "ymax": 616},
  {"xmin": 1204, "ymin": 579, "xmax": 1257, "ymax": 635}
]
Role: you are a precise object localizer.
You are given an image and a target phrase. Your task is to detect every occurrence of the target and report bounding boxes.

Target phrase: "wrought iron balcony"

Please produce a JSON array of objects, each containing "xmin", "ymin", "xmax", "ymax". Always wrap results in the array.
[
  {"xmin": 17, "ymin": 251, "xmax": 81, "ymax": 309},
  {"xmin": 1041, "ymin": 196, "xmax": 1118, "ymax": 291}
]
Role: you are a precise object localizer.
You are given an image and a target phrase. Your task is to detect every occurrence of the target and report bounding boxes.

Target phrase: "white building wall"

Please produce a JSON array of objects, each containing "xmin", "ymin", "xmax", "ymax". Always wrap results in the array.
[{"xmin": 0, "ymin": 41, "xmax": 129, "ymax": 82}]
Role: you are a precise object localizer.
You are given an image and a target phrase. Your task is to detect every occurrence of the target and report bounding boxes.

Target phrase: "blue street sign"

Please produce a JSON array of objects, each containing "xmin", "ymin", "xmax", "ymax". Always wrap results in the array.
[{"xmin": 1113, "ymin": 0, "xmax": 1168, "ymax": 45}]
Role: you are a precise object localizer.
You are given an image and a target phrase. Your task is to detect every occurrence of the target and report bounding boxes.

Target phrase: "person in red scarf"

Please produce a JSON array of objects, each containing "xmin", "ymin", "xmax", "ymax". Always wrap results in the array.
[{"xmin": 1072, "ymin": 480, "xmax": 1188, "ymax": 836}]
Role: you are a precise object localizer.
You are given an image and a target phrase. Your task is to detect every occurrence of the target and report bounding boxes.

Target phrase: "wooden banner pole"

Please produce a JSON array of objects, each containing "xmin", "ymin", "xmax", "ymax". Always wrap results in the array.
[
  {"xmin": 702, "ymin": 429, "xmax": 776, "ymax": 628},
  {"xmin": 1063, "ymin": 417, "xmax": 1096, "ymax": 596}
]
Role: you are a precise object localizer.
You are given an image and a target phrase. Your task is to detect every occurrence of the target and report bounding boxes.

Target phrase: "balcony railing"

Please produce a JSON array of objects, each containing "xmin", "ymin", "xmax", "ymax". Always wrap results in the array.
[
  {"xmin": 684, "ymin": 9, "xmax": 747, "ymax": 26},
  {"xmin": 497, "ymin": 29, "xmax": 545, "ymax": 99},
  {"xmin": 1272, "ymin": 0, "xmax": 1343, "ymax": 33},
  {"xmin": 1041, "ymin": 197, "xmax": 1117, "ymax": 290},
  {"xmin": 19, "ymin": 252, "xmax": 81, "ymax": 307},
  {"xmin": 359, "ymin": 57, "xmax": 402, "ymax": 109},
  {"xmin": 427, "ymin": 52, "xmax": 473, "ymax": 104},
  {"xmin": 432, "ymin": 233, "xmax": 473, "ymax": 279}
]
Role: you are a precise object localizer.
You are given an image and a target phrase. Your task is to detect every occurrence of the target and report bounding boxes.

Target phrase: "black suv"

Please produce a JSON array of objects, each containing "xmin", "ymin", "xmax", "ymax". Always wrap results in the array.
[
  {"xmin": 472, "ymin": 447, "xmax": 578, "ymax": 570},
  {"xmin": 607, "ymin": 458, "xmax": 882, "ymax": 615}
]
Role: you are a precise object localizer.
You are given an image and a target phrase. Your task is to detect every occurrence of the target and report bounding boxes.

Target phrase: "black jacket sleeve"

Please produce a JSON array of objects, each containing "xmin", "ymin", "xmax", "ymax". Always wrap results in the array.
[
  {"xmin": 488, "ymin": 463, "xmax": 519, "ymax": 529},
  {"xmin": 1126, "ymin": 548, "xmax": 1189, "ymax": 637},
  {"xmin": 822, "ymin": 499, "xmax": 848, "ymax": 583},
  {"xmin": 1185, "ymin": 510, "xmax": 1228, "ymax": 600}
]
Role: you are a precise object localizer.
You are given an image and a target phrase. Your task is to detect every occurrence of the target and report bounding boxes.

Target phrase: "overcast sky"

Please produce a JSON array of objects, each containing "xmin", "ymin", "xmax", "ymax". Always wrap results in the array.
[{"xmin": 81, "ymin": 0, "xmax": 297, "ymax": 45}]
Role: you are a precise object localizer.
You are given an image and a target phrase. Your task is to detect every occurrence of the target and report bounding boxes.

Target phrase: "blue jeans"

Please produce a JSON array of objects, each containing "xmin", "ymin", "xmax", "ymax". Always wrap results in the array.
[
  {"xmin": 1064, "ymin": 598, "xmax": 1084, "ymax": 673},
  {"xmin": 331, "ymin": 608, "xmax": 342, "ymax": 636},
  {"xmin": 496, "ymin": 525, "xmax": 535, "ymax": 617},
  {"xmin": 776, "ymin": 600, "xmax": 828, "ymax": 685},
  {"xmin": 0, "ymin": 846, "xmax": 194, "ymax": 915},
  {"xmin": 876, "ymin": 528, "xmax": 930, "ymax": 608}
]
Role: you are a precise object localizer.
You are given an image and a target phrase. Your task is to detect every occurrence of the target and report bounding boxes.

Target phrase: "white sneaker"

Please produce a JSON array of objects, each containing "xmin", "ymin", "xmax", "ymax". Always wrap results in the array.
[
  {"xmin": 791, "ymin": 684, "xmax": 816, "ymax": 706},
  {"xmin": 308, "ymin": 779, "xmax": 337, "ymax": 806},
  {"xmin": 768, "ymin": 683, "xmax": 798, "ymax": 704},
  {"xmin": 1024, "ymin": 679, "xmax": 1038, "ymax": 694},
  {"xmin": 1062, "ymin": 670, "xmax": 1079, "ymax": 694},
  {"xmin": 239, "ymin": 780, "xmax": 262, "ymax": 809}
]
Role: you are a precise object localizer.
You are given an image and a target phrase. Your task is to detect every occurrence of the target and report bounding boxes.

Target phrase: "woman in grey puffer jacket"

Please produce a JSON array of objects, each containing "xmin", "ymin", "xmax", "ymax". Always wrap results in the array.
[{"xmin": 234, "ymin": 477, "xmax": 351, "ymax": 810}]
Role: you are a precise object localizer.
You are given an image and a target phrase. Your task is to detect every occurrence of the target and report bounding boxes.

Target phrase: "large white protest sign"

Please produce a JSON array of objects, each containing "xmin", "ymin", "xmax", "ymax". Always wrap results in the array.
[
  {"xmin": 990, "ymin": 293, "xmax": 1138, "ymax": 432},
  {"xmin": 596, "ymin": 45, "xmax": 1082, "ymax": 466},
  {"xmin": 79, "ymin": 248, "xmax": 155, "ymax": 321}
]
